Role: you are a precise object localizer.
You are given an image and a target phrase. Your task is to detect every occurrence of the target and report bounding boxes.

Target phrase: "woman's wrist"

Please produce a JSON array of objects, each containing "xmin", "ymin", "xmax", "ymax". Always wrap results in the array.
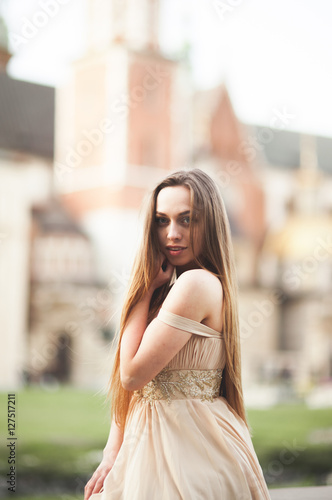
[
  {"xmin": 102, "ymin": 446, "xmax": 119, "ymax": 461},
  {"xmin": 139, "ymin": 285, "xmax": 155, "ymax": 303}
]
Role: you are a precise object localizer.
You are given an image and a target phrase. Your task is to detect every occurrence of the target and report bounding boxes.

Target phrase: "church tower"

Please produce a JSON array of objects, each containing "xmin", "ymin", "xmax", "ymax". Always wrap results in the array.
[
  {"xmin": 55, "ymin": 0, "xmax": 190, "ymax": 212},
  {"xmin": 54, "ymin": 0, "xmax": 191, "ymax": 284}
]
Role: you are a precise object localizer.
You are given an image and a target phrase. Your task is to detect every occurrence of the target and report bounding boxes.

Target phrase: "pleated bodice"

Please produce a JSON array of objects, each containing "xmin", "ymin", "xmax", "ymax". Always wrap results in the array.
[
  {"xmin": 158, "ymin": 308, "xmax": 226, "ymax": 371},
  {"xmin": 133, "ymin": 308, "xmax": 225, "ymax": 406}
]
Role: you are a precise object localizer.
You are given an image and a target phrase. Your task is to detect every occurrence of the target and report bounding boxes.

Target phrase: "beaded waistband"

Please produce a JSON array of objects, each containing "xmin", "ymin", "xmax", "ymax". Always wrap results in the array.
[{"xmin": 134, "ymin": 368, "xmax": 223, "ymax": 406}]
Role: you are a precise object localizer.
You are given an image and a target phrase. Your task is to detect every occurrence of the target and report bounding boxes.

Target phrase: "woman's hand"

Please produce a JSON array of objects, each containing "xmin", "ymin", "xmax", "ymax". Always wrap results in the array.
[
  {"xmin": 150, "ymin": 253, "xmax": 174, "ymax": 291},
  {"xmin": 84, "ymin": 453, "xmax": 116, "ymax": 499}
]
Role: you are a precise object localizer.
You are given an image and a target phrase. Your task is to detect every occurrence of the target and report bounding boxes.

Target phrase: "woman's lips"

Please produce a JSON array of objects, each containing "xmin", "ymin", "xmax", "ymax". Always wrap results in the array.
[{"xmin": 166, "ymin": 247, "xmax": 187, "ymax": 256}]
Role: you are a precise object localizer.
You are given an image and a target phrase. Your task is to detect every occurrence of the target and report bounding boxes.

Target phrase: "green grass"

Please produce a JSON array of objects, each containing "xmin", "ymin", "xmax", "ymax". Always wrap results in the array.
[
  {"xmin": 10, "ymin": 386, "xmax": 110, "ymax": 442},
  {"xmin": 248, "ymin": 404, "xmax": 332, "ymax": 451},
  {"xmin": 11, "ymin": 497, "xmax": 81, "ymax": 500},
  {"xmin": 0, "ymin": 386, "xmax": 110, "ymax": 497},
  {"xmin": 247, "ymin": 404, "xmax": 332, "ymax": 488},
  {"xmin": 1, "ymin": 387, "xmax": 332, "ymax": 497}
]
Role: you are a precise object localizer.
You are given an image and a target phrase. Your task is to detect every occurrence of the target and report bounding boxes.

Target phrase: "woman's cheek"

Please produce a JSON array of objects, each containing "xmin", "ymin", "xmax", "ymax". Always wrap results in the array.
[{"xmin": 157, "ymin": 228, "xmax": 165, "ymax": 243}]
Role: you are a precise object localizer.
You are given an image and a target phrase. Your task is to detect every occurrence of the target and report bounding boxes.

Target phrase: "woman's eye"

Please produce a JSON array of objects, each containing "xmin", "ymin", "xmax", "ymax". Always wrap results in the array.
[
  {"xmin": 155, "ymin": 217, "xmax": 168, "ymax": 225},
  {"xmin": 182, "ymin": 216, "xmax": 190, "ymax": 224}
]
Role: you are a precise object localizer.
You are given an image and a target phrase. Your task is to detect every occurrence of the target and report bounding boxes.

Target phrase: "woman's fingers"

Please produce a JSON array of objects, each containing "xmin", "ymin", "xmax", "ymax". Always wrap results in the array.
[
  {"xmin": 84, "ymin": 467, "xmax": 109, "ymax": 499},
  {"xmin": 91, "ymin": 475, "xmax": 105, "ymax": 494},
  {"xmin": 84, "ymin": 476, "xmax": 97, "ymax": 500},
  {"xmin": 151, "ymin": 254, "xmax": 174, "ymax": 289},
  {"xmin": 161, "ymin": 256, "xmax": 174, "ymax": 278}
]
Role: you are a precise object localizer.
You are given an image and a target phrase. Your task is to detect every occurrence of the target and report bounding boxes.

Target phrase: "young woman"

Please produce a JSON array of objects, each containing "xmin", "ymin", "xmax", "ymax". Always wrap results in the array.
[{"xmin": 85, "ymin": 168, "xmax": 271, "ymax": 499}]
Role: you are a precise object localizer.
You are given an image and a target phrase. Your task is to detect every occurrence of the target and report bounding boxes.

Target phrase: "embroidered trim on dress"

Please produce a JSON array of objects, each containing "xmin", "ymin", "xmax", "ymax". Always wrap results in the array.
[{"xmin": 134, "ymin": 368, "xmax": 223, "ymax": 406}]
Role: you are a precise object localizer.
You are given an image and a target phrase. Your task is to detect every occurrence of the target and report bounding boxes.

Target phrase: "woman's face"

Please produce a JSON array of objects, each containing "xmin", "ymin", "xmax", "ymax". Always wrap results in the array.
[{"xmin": 155, "ymin": 186, "xmax": 203, "ymax": 274}]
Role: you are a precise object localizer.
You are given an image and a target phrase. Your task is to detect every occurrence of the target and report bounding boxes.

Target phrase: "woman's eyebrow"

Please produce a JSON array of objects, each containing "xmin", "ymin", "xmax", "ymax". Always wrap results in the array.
[{"xmin": 155, "ymin": 210, "xmax": 191, "ymax": 216}]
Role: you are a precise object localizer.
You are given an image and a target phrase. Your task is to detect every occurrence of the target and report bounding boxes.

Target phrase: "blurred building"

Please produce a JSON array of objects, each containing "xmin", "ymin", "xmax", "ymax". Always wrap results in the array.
[
  {"xmin": 191, "ymin": 86, "xmax": 332, "ymax": 402},
  {"xmin": 191, "ymin": 86, "xmax": 278, "ymax": 394},
  {"xmin": 28, "ymin": 199, "xmax": 113, "ymax": 388},
  {"xmin": 55, "ymin": 0, "xmax": 192, "ymax": 285},
  {"xmin": 0, "ymin": 29, "xmax": 53, "ymax": 389},
  {"xmin": 260, "ymin": 133, "xmax": 332, "ymax": 395},
  {"xmin": 0, "ymin": 20, "xmax": 110, "ymax": 390},
  {"xmin": 1, "ymin": 2, "xmax": 332, "ymax": 399}
]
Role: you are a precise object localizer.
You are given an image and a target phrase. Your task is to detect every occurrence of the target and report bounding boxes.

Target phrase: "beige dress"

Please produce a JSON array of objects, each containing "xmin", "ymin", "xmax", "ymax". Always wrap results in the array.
[{"xmin": 90, "ymin": 308, "xmax": 271, "ymax": 500}]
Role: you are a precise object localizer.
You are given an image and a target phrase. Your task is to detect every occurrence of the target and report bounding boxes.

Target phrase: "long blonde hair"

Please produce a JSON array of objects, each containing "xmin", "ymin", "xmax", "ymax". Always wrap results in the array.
[{"xmin": 108, "ymin": 168, "xmax": 247, "ymax": 430}]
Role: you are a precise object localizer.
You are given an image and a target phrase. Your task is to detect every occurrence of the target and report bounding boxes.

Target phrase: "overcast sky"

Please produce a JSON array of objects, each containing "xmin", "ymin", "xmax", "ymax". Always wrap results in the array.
[{"xmin": 3, "ymin": 0, "xmax": 332, "ymax": 138}]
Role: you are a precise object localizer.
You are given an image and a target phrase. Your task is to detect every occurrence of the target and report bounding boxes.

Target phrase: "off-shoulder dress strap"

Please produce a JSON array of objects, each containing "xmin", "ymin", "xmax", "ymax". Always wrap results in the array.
[{"xmin": 157, "ymin": 308, "xmax": 223, "ymax": 338}]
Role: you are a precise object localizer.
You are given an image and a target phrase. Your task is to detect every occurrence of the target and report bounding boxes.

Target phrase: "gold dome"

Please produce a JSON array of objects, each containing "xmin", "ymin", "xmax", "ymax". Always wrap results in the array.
[{"xmin": 263, "ymin": 214, "xmax": 332, "ymax": 260}]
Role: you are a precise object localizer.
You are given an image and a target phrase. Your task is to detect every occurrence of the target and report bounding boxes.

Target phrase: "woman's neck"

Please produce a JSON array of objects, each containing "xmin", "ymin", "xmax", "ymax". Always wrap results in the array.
[{"xmin": 175, "ymin": 260, "xmax": 202, "ymax": 278}]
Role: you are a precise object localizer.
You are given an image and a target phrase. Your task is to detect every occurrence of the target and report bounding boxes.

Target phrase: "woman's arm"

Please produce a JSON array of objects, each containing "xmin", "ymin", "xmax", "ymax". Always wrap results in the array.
[
  {"xmin": 103, "ymin": 417, "xmax": 124, "ymax": 459},
  {"xmin": 120, "ymin": 267, "xmax": 217, "ymax": 391},
  {"xmin": 119, "ymin": 286, "xmax": 155, "ymax": 385},
  {"xmin": 120, "ymin": 256, "xmax": 174, "ymax": 389},
  {"xmin": 84, "ymin": 417, "xmax": 124, "ymax": 500}
]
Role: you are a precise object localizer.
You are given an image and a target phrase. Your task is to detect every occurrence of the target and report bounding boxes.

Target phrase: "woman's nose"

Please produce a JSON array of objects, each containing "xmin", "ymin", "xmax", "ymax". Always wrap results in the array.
[{"xmin": 167, "ymin": 222, "xmax": 181, "ymax": 240}]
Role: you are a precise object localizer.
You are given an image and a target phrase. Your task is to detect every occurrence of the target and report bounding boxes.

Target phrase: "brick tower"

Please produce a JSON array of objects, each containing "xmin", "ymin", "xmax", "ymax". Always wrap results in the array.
[{"xmin": 54, "ymin": 0, "xmax": 191, "ymax": 283}]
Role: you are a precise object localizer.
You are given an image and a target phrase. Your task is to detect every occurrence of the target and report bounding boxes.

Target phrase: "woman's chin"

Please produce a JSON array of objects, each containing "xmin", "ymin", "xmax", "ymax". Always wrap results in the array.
[{"xmin": 171, "ymin": 256, "xmax": 192, "ymax": 266}]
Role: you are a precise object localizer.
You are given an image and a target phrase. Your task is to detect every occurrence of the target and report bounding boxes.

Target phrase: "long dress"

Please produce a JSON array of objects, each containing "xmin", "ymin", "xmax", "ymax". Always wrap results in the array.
[{"xmin": 90, "ymin": 307, "xmax": 271, "ymax": 500}]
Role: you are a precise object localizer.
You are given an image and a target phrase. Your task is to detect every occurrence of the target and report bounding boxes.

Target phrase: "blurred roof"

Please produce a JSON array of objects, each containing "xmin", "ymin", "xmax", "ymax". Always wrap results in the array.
[
  {"xmin": 0, "ymin": 73, "xmax": 54, "ymax": 159},
  {"xmin": 252, "ymin": 125, "xmax": 332, "ymax": 173},
  {"xmin": 32, "ymin": 199, "xmax": 88, "ymax": 237}
]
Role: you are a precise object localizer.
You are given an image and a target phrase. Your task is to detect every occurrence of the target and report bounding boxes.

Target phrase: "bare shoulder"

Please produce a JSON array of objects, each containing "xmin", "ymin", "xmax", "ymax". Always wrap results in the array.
[
  {"xmin": 177, "ymin": 269, "xmax": 221, "ymax": 289},
  {"xmin": 162, "ymin": 269, "xmax": 223, "ymax": 324}
]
